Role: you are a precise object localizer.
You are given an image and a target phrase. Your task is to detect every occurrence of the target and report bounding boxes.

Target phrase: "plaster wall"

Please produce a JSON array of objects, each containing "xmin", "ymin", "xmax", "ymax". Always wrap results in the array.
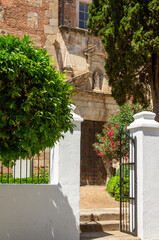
[
  {"xmin": 0, "ymin": 109, "xmax": 82, "ymax": 240},
  {"xmin": 142, "ymin": 130, "xmax": 159, "ymax": 240},
  {"xmin": 58, "ymin": 121, "xmax": 82, "ymax": 225},
  {"xmin": 128, "ymin": 112, "xmax": 159, "ymax": 240},
  {"xmin": 0, "ymin": 185, "xmax": 78, "ymax": 240}
]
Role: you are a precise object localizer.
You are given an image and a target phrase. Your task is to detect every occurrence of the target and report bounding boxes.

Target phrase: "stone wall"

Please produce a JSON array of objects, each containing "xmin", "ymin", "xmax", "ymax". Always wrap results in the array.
[
  {"xmin": 57, "ymin": 26, "xmax": 106, "ymax": 76},
  {"xmin": 0, "ymin": 0, "xmax": 118, "ymax": 185},
  {"xmin": 0, "ymin": 0, "xmax": 59, "ymax": 65},
  {"xmin": 72, "ymin": 90, "xmax": 117, "ymax": 122}
]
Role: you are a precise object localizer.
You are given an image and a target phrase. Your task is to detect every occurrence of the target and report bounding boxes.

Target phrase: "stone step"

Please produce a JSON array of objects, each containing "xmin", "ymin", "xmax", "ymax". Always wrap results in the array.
[
  {"xmin": 80, "ymin": 231, "xmax": 141, "ymax": 240},
  {"xmin": 80, "ymin": 220, "xmax": 120, "ymax": 232},
  {"xmin": 80, "ymin": 208, "xmax": 120, "ymax": 222}
]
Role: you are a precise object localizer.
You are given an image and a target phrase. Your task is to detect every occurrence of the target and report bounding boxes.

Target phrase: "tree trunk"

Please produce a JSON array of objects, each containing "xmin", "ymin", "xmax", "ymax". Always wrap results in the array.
[
  {"xmin": 150, "ymin": 53, "xmax": 159, "ymax": 122},
  {"xmin": 104, "ymin": 161, "xmax": 116, "ymax": 185}
]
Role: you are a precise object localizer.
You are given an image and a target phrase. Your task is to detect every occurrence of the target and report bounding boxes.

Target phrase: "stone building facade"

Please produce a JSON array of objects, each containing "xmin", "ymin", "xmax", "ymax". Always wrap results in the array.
[{"xmin": 0, "ymin": 0, "xmax": 117, "ymax": 185}]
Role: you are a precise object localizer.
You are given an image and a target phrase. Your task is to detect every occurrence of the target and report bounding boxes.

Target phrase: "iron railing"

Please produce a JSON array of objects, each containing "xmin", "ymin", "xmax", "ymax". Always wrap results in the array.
[
  {"xmin": 0, "ymin": 148, "xmax": 50, "ymax": 184},
  {"xmin": 120, "ymin": 131, "xmax": 137, "ymax": 236}
]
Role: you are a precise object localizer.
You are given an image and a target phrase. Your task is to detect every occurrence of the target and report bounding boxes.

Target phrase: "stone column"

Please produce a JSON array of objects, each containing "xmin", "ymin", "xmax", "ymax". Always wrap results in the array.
[
  {"xmin": 128, "ymin": 111, "xmax": 159, "ymax": 240},
  {"xmin": 50, "ymin": 105, "xmax": 83, "ymax": 240}
]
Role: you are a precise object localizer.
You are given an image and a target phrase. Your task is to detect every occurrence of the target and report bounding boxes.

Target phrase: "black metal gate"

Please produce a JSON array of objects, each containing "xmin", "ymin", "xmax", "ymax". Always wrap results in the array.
[{"xmin": 120, "ymin": 131, "xmax": 137, "ymax": 236}]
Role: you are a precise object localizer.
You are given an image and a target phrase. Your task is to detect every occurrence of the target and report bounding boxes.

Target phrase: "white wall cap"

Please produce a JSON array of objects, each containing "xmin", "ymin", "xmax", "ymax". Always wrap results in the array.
[
  {"xmin": 71, "ymin": 104, "xmax": 84, "ymax": 122},
  {"xmin": 128, "ymin": 111, "xmax": 159, "ymax": 130}
]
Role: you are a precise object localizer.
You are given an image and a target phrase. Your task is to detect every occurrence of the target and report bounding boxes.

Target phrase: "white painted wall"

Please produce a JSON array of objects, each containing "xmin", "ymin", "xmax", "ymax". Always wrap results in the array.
[
  {"xmin": 0, "ymin": 107, "xmax": 83, "ymax": 240},
  {"xmin": 128, "ymin": 111, "xmax": 159, "ymax": 240},
  {"xmin": 0, "ymin": 185, "xmax": 78, "ymax": 240}
]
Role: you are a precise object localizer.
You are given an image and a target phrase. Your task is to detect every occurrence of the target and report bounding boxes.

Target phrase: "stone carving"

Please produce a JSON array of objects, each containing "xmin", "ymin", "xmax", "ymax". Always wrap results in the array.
[{"xmin": 92, "ymin": 71, "xmax": 103, "ymax": 90}]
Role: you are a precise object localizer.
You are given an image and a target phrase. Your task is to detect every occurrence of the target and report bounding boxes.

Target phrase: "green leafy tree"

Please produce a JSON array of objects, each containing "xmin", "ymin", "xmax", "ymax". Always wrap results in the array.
[
  {"xmin": 0, "ymin": 34, "xmax": 74, "ymax": 166},
  {"xmin": 88, "ymin": 0, "xmax": 159, "ymax": 119}
]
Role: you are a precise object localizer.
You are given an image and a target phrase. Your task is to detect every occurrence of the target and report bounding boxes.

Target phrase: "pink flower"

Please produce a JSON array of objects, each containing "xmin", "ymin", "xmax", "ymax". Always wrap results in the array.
[
  {"xmin": 131, "ymin": 97, "xmax": 134, "ymax": 100},
  {"xmin": 115, "ymin": 115, "xmax": 118, "ymax": 118},
  {"xmin": 126, "ymin": 99, "xmax": 129, "ymax": 102},
  {"xmin": 108, "ymin": 132, "xmax": 113, "ymax": 137}
]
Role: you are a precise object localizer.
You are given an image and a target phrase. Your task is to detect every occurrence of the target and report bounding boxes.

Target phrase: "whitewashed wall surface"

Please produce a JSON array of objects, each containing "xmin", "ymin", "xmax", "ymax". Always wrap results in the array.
[{"xmin": 0, "ymin": 107, "xmax": 83, "ymax": 240}]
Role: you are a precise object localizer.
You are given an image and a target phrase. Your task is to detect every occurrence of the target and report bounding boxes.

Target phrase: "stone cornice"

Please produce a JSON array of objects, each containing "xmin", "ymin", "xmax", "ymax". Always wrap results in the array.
[
  {"xmin": 73, "ymin": 88, "xmax": 113, "ymax": 98},
  {"xmin": 59, "ymin": 25, "xmax": 100, "ymax": 39}
]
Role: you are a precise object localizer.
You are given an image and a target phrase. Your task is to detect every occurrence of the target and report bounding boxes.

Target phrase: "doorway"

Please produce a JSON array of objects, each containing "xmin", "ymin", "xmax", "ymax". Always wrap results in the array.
[{"xmin": 80, "ymin": 120, "xmax": 106, "ymax": 186}]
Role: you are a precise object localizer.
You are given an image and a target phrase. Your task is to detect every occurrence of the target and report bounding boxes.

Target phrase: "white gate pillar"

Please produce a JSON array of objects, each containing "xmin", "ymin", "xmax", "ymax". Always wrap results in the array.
[
  {"xmin": 128, "ymin": 111, "xmax": 159, "ymax": 240},
  {"xmin": 50, "ymin": 105, "xmax": 83, "ymax": 240}
]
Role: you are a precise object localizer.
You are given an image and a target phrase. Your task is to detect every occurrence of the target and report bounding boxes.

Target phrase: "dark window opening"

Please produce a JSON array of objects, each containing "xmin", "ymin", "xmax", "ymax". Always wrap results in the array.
[{"xmin": 79, "ymin": 3, "xmax": 89, "ymax": 29}]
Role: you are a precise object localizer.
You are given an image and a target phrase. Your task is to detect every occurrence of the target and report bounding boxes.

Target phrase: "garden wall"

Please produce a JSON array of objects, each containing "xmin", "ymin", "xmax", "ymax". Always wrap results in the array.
[
  {"xmin": 0, "ymin": 185, "xmax": 78, "ymax": 240},
  {"xmin": 0, "ymin": 108, "xmax": 83, "ymax": 240}
]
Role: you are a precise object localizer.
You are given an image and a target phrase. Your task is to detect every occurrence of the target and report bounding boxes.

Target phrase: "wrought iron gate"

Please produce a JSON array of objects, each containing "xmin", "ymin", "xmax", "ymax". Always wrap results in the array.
[{"xmin": 120, "ymin": 131, "xmax": 137, "ymax": 236}]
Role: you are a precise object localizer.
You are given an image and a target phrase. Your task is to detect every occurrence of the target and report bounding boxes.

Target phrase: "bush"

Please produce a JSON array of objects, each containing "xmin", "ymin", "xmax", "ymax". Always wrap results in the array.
[
  {"xmin": 116, "ymin": 165, "xmax": 130, "ymax": 178},
  {"xmin": 93, "ymin": 100, "xmax": 151, "ymax": 164},
  {"xmin": 107, "ymin": 176, "xmax": 120, "ymax": 200},
  {"xmin": 0, "ymin": 35, "xmax": 74, "ymax": 166},
  {"xmin": 106, "ymin": 175, "xmax": 129, "ymax": 201},
  {"xmin": 0, "ymin": 174, "xmax": 49, "ymax": 184}
]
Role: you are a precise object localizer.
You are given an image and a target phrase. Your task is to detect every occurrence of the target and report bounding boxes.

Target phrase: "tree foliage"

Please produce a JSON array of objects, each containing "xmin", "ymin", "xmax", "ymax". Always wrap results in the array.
[
  {"xmin": 0, "ymin": 34, "xmax": 74, "ymax": 166},
  {"xmin": 88, "ymin": 0, "xmax": 159, "ymax": 117}
]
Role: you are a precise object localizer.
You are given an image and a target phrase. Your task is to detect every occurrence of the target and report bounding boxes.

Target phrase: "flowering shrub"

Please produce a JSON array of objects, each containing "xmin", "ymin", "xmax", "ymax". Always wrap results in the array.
[
  {"xmin": 36, "ymin": 165, "xmax": 49, "ymax": 178},
  {"xmin": 93, "ymin": 99, "xmax": 151, "ymax": 165}
]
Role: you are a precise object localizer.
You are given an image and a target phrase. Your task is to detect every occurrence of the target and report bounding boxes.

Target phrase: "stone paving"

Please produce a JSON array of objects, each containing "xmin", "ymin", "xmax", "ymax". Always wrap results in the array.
[
  {"xmin": 80, "ymin": 187, "xmax": 141, "ymax": 240},
  {"xmin": 80, "ymin": 231, "xmax": 141, "ymax": 240}
]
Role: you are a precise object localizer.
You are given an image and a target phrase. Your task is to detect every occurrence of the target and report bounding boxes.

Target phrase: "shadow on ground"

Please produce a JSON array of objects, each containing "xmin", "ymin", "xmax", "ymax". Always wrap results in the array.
[{"xmin": 80, "ymin": 232, "xmax": 112, "ymax": 239}]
